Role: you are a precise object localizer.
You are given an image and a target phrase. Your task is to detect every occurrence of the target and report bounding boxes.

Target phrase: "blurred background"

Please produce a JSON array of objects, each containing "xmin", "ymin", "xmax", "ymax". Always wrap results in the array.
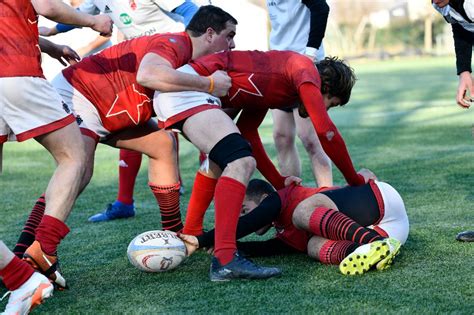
[{"xmin": 40, "ymin": 0, "xmax": 455, "ymax": 79}]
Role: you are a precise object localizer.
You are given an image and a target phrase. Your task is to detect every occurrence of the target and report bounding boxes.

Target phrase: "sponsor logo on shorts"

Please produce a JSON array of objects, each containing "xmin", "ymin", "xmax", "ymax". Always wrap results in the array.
[
  {"xmin": 206, "ymin": 97, "xmax": 217, "ymax": 104},
  {"xmin": 104, "ymin": 5, "xmax": 112, "ymax": 13},
  {"xmin": 75, "ymin": 115, "xmax": 83, "ymax": 126},
  {"xmin": 169, "ymin": 38, "xmax": 177, "ymax": 43},
  {"xmin": 62, "ymin": 102, "xmax": 71, "ymax": 114},
  {"xmin": 120, "ymin": 13, "xmax": 132, "ymax": 25}
]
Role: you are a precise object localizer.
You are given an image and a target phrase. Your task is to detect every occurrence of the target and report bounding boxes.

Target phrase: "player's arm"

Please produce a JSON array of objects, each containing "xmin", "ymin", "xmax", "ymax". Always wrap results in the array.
[
  {"xmin": 38, "ymin": 37, "xmax": 81, "ymax": 66},
  {"xmin": 237, "ymin": 109, "xmax": 287, "ymax": 190},
  {"xmin": 32, "ymin": 0, "xmax": 112, "ymax": 36},
  {"xmin": 196, "ymin": 192, "xmax": 283, "ymax": 249},
  {"xmin": 137, "ymin": 53, "xmax": 230, "ymax": 96},
  {"xmin": 452, "ymin": 23, "xmax": 473, "ymax": 108},
  {"xmin": 299, "ymin": 82, "xmax": 365, "ymax": 186},
  {"xmin": 39, "ymin": 0, "xmax": 101, "ymax": 36},
  {"xmin": 302, "ymin": 0, "xmax": 329, "ymax": 60}
]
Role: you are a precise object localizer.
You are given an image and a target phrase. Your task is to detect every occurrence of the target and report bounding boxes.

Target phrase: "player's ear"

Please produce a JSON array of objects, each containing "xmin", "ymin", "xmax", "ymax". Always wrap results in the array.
[{"xmin": 205, "ymin": 27, "xmax": 216, "ymax": 42}]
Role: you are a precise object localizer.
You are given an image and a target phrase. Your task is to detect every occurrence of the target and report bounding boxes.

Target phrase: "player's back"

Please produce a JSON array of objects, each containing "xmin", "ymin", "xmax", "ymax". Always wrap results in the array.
[{"xmin": 190, "ymin": 50, "xmax": 321, "ymax": 110}]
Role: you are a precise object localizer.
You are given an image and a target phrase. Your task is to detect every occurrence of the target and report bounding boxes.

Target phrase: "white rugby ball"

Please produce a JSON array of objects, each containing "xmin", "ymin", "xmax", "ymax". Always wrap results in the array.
[{"xmin": 127, "ymin": 230, "xmax": 187, "ymax": 272}]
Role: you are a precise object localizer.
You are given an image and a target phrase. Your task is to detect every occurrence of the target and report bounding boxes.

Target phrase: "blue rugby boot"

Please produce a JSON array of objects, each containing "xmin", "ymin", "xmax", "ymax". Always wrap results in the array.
[
  {"xmin": 210, "ymin": 252, "xmax": 282, "ymax": 281},
  {"xmin": 88, "ymin": 201, "xmax": 135, "ymax": 222}
]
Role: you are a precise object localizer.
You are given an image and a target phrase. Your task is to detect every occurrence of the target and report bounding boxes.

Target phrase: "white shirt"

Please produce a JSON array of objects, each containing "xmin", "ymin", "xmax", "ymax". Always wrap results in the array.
[
  {"xmin": 80, "ymin": 0, "xmax": 186, "ymax": 39},
  {"xmin": 267, "ymin": 0, "xmax": 325, "ymax": 60},
  {"xmin": 433, "ymin": 3, "xmax": 474, "ymax": 33}
]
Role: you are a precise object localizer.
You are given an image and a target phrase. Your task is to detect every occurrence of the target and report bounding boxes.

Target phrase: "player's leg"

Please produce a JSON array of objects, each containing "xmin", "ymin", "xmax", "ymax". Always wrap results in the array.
[
  {"xmin": 0, "ymin": 241, "xmax": 53, "ymax": 314},
  {"xmin": 292, "ymin": 193, "xmax": 385, "ymax": 244},
  {"xmin": 182, "ymin": 160, "xmax": 220, "ymax": 235},
  {"xmin": 23, "ymin": 129, "xmax": 95, "ymax": 290},
  {"xmin": 307, "ymin": 235, "xmax": 358, "ymax": 265},
  {"xmin": 183, "ymin": 109, "xmax": 281, "ymax": 281},
  {"xmin": 293, "ymin": 110, "xmax": 333, "ymax": 187},
  {"xmin": 105, "ymin": 121, "xmax": 183, "ymax": 232},
  {"xmin": 271, "ymin": 109, "xmax": 301, "ymax": 177}
]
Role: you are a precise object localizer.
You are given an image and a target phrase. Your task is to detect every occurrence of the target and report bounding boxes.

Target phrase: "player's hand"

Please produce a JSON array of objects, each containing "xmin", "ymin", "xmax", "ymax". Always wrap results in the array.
[
  {"xmin": 38, "ymin": 26, "xmax": 58, "ymax": 37},
  {"xmin": 456, "ymin": 72, "xmax": 473, "ymax": 109},
  {"xmin": 177, "ymin": 233, "xmax": 199, "ymax": 257},
  {"xmin": 358, "ymin": 168, "xmax": 377, "ymax": 183},
  {"xmin": 209, "ymin": 70, "xmax": 231, "ymax": 97},
  {"xmin": 433, "ymin": 0, "xmax": 449, "ymax": 8},
  {"xmin": 284, "ymin": 175, "xmax": 302, "ymax": 186},
  {"xmin": 47, "ymin": 44, "xmax": 81, "ymax": 66},
  {"xmin": 91, "ymin": 15, "xmax": 113, "ymax": 37}
]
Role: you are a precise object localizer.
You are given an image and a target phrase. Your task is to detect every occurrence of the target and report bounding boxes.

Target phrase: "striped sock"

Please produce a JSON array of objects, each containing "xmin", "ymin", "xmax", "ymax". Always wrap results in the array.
[
  {"xmin": 318, "ymin": 240, "xmax": 359, "ymax": 265},
  {"xmin": 149, "ymin": 182, "xmax": 183, "ymax": 232},
  {"xmin": 309, "ymin": 207, "xmax": 384, "ymax": 244},
  {"xmin": 13, "ymin": 195, "xmax": 46, "ymax": 258}
]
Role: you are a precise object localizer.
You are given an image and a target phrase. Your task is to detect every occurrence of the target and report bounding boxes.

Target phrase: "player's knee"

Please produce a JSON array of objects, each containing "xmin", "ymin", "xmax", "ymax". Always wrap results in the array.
[
  {"xmin": 273, "ymin": 130, "xmax": 295, "ymax": 149},
  {"xmin": 227, "ymin": 155, "xmax": 256, "ymax": 176},
  {"xmin": 209, "ymin": 133, "xmax": 253, "ymax": 172}
]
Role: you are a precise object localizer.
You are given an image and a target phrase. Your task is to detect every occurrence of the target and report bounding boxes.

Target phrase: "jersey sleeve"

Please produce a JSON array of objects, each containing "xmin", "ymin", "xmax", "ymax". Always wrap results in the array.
[
  {"xmin": 299, "ymin": 82, "xmax": 365, "ymax": 186},
  {"xmin": 236, "ymin": 109, "xmax": 286, "ymax": 190},
  {"xmin": 146, "ymin": 34, "xmax": 192, "ymax": 69},
  {"xmin": 78, "ymin": 0, "xmax": 100, "ymax": 15}
]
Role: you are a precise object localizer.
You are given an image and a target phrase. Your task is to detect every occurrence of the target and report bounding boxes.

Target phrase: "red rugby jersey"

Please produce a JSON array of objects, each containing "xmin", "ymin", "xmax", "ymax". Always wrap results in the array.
[
  {"xmin": 190, "ymin": 50, "xmax": 364, "ymax": 188},
  {"xmin": 0, "ymin": 0, "xmax": 43, "ymax": 77},
  {"xmin": 62, "ymin": 32, "xmax": 192, "ymax": 133}
]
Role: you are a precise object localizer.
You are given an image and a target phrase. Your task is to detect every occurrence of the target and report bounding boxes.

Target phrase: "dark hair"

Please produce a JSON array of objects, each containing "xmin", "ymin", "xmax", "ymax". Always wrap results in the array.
[
  {"xmin": 186, "ymin": 5, "xmax": 238, "ymax": 37},
  {"xmin": 245, "ymin": 179, "xmax": 275, "ymax": 203},
  {"xmin": 315, "ymin": 57, "xmax": 356, "ymax": 105}
]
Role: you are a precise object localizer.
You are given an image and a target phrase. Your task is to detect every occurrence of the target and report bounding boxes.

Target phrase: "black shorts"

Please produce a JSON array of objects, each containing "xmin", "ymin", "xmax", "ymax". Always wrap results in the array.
[{"xmin": 319, "ymin": 183, "xmax": 381, "ymax": 226}]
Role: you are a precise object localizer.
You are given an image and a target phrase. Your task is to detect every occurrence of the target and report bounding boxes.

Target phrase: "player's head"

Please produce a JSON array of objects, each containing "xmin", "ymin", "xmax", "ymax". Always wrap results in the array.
[
  {"xmin": 241, "ymin": 179, "xmax": 275, "ymax": 216},
  {"xmin": 186, "ymin": 5, "xmax": 238, "ymax": 51},
  {"xmin": 316, "ymin": 56, "xmax": 356, "ymax": 106}
]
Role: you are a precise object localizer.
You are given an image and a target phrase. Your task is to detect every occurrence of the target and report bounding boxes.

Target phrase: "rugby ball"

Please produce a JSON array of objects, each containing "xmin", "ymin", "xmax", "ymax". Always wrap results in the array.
[{"xmin": 127, "ymin": 230, "xmax": 187, "ymax": 272}]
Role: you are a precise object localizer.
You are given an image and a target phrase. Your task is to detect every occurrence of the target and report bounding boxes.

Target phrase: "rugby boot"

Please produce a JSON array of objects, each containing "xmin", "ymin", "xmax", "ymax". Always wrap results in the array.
[
  {"xmin": 1, "ymin": 272, "xmax": 53, "ymax": 315},
  {"xmin": 456, "ymin": 230, "xmax": 474, "ymax": 242},
  {"xmin": 88, "ymin": 201, "xmax": 135, "ymax": 222},
  {"xmin": 210, "ymin": 252, "xmax": 282, "ymax": 281},
  {"xmin": 339, "ymin": 239, "xmax": 390, "ymax": 275},
  {"xmin": 376, "ymin": 237, "xmax": 401, "ymax": 271},
  {"xmin": 23, "ymin": 241, "xmax": 68, "ymax": 290}
]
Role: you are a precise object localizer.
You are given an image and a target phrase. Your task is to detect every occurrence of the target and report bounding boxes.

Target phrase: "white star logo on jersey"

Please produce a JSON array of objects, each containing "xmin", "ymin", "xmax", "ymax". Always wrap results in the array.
[
  {"xmin": 228, "ymin": 73, "xmax": 263, "ymax": 101},
  {"xmin": 106, "ymin": 84, "xmax": 150, "ymax": 125}
]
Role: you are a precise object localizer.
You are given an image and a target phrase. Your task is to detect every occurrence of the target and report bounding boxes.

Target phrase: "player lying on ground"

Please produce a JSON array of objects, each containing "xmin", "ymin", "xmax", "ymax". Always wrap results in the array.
[
  {"xmin": 152, "ymin": 51, "xmax": 376, "ymax": 280},
  {"xmin": 12, "ymin": 5, "xmax": 237, "ymax": 289},
  {"xmin": 180, "ymin": 179, "xmax": 409, "ymax": 275}
]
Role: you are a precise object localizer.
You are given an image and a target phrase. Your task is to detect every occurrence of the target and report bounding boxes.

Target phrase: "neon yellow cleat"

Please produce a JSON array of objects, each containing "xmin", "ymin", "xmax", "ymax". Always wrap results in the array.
[
  {"xmin": 376, "ymin": 237, "xmax": 401, "ymax": 271},
  {"xmin": 339, "ymin": 240, "xmax": 390, "ymax": 275}
]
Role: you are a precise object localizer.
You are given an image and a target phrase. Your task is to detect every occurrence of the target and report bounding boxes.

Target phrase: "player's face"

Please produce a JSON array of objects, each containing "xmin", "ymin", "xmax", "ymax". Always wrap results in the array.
[
  {"xmin": 211, "ymin": 22, "xmax": 236, "ymax": 52},
  {"xmin": 323, "ymin": 95, "xmax": 342, "ymax": 111},
  {"xmin": 241, "ymin": 197, "xmax": 259, "ymax": 216}
]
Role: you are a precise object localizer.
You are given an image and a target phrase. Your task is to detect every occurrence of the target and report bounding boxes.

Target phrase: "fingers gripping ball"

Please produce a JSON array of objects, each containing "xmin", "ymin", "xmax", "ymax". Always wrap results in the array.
[{"xmin": 127, "ymin": 230, "xmax": 187, "ymax": 272}]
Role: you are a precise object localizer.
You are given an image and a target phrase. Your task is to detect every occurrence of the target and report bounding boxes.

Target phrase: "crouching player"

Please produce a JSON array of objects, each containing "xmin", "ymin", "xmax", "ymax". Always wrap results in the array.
[{"xmin": 180, "ymin": 179, "xmax": 409, "ymax": 275}]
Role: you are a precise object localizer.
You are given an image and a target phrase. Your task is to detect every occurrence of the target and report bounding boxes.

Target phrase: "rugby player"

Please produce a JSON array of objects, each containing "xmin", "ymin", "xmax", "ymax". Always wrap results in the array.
[
  {"xmin": 153, "ymin": 50, "xmax": 376, "ymax": 280},
  {"xmin": 180, "ymin": 178, "xmax": 408, "ymax": 276}
]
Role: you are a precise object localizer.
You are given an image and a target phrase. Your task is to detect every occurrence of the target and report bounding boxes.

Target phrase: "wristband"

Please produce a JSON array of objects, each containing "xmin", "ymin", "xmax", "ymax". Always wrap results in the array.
[{"xmin": 207, "ymin": 76, "xmax": 214, "ymax": 94}]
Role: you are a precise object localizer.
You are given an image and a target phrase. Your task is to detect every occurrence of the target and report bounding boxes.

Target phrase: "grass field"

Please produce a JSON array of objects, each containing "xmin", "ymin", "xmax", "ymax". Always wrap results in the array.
[{"xmin": 1, "ymin": 56, "xmax": 473, "ymax": 314}]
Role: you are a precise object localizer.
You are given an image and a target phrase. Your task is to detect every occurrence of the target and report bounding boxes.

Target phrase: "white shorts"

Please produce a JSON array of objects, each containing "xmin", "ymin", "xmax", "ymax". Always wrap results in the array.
[
  {"xmin": 371, "ymin": 181, "xmax": 409, "ymax": 244},
  {"xmin": 153, "ymin": 64, "xmax": 221, "ymax": 129},
  {"xmin": 52, "ymin": 73, "xmax": 108, "ymax": 142},
  {"xmin": 0, "ymin": 76, "xmax": 75, "ymax": 143}
]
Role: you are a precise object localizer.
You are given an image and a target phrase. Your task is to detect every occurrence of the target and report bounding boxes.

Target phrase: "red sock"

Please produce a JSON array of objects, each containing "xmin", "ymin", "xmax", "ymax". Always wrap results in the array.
[
  {"xmin": 183, "ymin": 172, "xmax": 217, "ymax": 235},
  {"xmin": 309, "ymin": 207, "xmax": 384, "ymax": 244},
  {"xmin": 0, "ymin": 256, "xmax": 35, "ymax": 290},
  {"xmin": 318, "ymin": 240, "xmax": 358, "ymax": 265},
  {"xmin": 149, "ymin": 182, "xmax": 183, "ymax": 232},
  {"xmin": 117, "ymin": 149, "xmax": 142, "ymax": 205},
  {"xmin": 13, "ymin": 195, "xmax": 46, "ymax": 258},
  {"xmin": 35, "ymin": 215, "xmax": 70, "ymax": 256},
  {"xmin": 214, "ymin": 177, "xmax": 246, "ymax": 265}
]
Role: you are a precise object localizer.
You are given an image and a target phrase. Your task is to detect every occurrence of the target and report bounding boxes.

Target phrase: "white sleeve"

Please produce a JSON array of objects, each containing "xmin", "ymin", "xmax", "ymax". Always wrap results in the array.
[
  {"xmin": 151, "ymin": 0, "xmax": 186, "ymax": 12},
  {"xmin": 79, "ymin": 0, "xmax": 100, "ymax": 15}
]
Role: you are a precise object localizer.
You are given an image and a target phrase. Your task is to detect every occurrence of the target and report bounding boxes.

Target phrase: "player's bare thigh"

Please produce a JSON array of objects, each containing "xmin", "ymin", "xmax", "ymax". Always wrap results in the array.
[
  {"xmin": 292, "ymin": 193, "xmax": 339, "ymax": 230},
  {"xmin": 182, "ymin": 108, "xmax": 241, "ymax": 153}
]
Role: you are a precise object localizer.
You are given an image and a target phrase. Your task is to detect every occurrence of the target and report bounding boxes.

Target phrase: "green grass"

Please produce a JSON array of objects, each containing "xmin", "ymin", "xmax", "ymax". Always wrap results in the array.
[{"xmin": 1, "ymin": 56, "xmax": 473, "ymax": 313}]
